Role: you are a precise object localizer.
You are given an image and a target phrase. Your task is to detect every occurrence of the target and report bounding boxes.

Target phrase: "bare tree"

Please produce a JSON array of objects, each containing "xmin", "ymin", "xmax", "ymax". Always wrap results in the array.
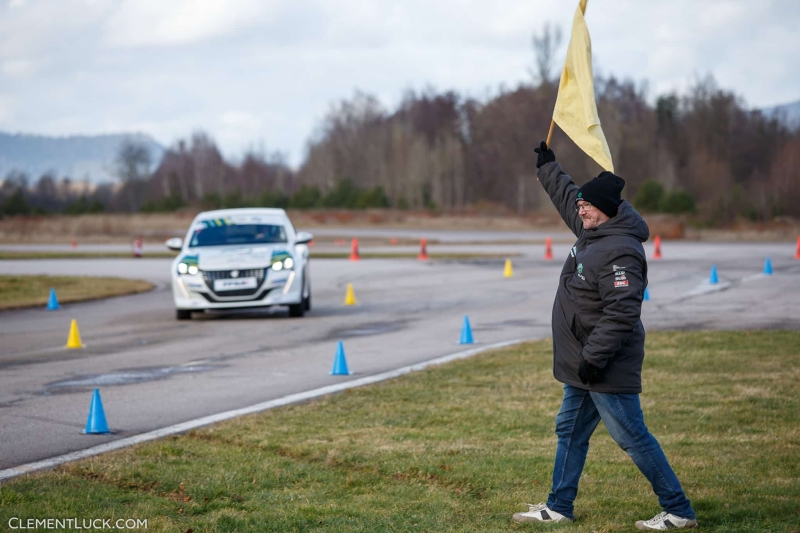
[
  {"xmin": 530, "ymin": 22, "xmax": 563, "ymax": 86},
  {"xmin": 115, "ymin": 139, "xmax": 152, "ymax": 183},
  {"xmin": 114, "ymin": 138, "xmax": 152, "ymax": 211},
  {"xmin": 34, "ymin": 173, "xmax": 59, "ymax": 211}
]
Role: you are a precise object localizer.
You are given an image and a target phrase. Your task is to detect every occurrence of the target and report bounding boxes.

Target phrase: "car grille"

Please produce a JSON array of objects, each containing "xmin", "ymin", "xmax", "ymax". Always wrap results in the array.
[
  {"xmin": 201, "ymin": 288, "xmax": 273, "ymax": 303},
  {"xmin": 202, "ymin": 268, "xmax": 267, "ymax": 298}
]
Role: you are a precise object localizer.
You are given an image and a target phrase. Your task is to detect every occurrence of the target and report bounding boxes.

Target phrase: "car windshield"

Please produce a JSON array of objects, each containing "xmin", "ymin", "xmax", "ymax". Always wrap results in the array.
[{"xmin": 189, "ymin": 223, "xmax": 287, "ymax": 247}]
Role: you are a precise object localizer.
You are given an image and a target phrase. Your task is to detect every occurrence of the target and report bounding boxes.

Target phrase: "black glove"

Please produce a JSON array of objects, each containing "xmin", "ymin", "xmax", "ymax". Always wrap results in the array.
[
  {"xmin": 578, "ymin": 358, "xmax": 604, "ymax": 386},
  {"xmin": 534, "ymin": 140, "xmax": 555, "ymax": 169}
]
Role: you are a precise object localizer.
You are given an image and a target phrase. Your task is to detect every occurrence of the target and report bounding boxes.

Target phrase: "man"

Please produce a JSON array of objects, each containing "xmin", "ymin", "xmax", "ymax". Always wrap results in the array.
[{"xmin": 512, "ymin": 141, "xmax": 697, "ymax": 530}]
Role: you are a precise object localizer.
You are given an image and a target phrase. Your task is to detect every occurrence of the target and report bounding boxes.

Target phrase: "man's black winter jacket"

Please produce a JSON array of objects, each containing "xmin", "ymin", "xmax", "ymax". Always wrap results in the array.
[{"xmin": 538, "ymin": 162, "xmax": 650, "ymax": 393}]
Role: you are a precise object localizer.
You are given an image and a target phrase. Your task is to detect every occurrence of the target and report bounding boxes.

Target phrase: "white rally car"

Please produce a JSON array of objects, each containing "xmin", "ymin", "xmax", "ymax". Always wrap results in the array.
[{"xmin": 165, "ymin": 208, "xmax": 312, "ymax": 320}]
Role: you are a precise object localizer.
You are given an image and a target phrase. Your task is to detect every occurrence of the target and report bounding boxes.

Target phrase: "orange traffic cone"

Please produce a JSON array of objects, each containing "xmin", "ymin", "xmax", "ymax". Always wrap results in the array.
[
  {"xmin": 795, "ymin": 236, "xmax": 800, "ymax": 259},
  {"xmin": 653, "ymin": 235, "xmax": 662, "ymax": 260},
  {"xmin": 71, "ymin": 238, "xmax": 77, "ymax": 249},
  {"xmin": 349, "ymin": 238, "xmax": 360, "ymax": 261},
  {"xmin": 133, "ymin": 237, "xmax": 143, "ymax": 258},
  {"xmin": 418, "ymin": 238, "xmax": 429, "ymax": 260},
  {"xmin": 544, "ymin": 237, "xmax": 554, "ymax": 260}
]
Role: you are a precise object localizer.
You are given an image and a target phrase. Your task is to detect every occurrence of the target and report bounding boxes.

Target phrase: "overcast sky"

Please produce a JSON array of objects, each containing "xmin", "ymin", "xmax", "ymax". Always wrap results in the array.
[{"xmin": 1, "ymin": 0, "xmax": 798, "ymax": 167}]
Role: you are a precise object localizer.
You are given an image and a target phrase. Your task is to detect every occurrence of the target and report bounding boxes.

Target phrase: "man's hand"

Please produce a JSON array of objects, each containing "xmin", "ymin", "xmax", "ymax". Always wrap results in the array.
[
  {"xmin": 534, "ymin": 140, "xmax": 556, "ymax": 169},
  {"xmin": 578, "ymin": 359, "xmax": 604, "ymax": 386}
]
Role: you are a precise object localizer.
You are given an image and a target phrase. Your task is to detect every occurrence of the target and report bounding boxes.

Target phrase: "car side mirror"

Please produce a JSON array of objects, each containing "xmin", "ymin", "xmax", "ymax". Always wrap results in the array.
[
  {"xmin": 165, "ymin": 237, "xmax": 183, "ymax": 251},
  {"xmin": 295, "ymin": 231, "xmax": 313, "ymax": 245}
]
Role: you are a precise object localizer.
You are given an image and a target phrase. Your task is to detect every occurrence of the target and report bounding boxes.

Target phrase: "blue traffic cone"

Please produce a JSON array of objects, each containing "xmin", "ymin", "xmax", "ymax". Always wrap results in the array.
[
  {"xmin": 459, "ymin": 315, "xmax": 474, "ymax": 344},
  {"xmin": 643, "ymin": 287, "xmax": 650, "ymax": 301},
  {"xmin": 709, "ymin": 265, "xmax": 719, "ymax": 285},
  {"xmin": 330, "ymin": 341, "xmax": 351, "ymax": 375},
  {"xmin": 46, "ymin": 288, "xmax": 60, "ymax": 310},
  {"xmin": 763, "ymin": 257, "xmax": 773, "ymax": 275},
  {"xmin": 84, "ymin": 388, "xmax": 110, "ymax": 434}
]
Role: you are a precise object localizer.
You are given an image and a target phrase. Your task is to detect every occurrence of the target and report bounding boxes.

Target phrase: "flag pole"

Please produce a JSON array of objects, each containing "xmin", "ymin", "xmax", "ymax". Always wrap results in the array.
[
  {"xmin": 546, "ymin": 0, "xmax": 588, "ymax": 148},
  {"xmin": 546, "ymin": 120, "xmax": 556, "ymax": 147}
]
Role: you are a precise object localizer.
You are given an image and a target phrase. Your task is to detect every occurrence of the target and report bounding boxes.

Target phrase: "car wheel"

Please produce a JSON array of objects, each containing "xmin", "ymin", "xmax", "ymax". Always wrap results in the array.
[
  {"xmin": 288, "ymin": 302, "xmax": 305, "ymax": 318},
  {"xmin": 303, "ymin": 283, "xmax": 311, "ymax": 311},
  {"xmin": 176, "ymin": 309, "xmax": 192, "ymax": 320}
]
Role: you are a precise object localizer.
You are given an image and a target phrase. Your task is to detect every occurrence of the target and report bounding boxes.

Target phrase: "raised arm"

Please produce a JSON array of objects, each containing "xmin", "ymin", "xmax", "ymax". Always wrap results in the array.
[{"xmin": 536, "ymin": 161, "xmax": 584, "ymax": 239}]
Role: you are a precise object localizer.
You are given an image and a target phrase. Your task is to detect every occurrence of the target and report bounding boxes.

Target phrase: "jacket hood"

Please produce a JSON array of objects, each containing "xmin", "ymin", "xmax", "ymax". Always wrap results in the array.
[{"xmin": 585, "ymin": 200, "xmax": 649, "ymax": 242}]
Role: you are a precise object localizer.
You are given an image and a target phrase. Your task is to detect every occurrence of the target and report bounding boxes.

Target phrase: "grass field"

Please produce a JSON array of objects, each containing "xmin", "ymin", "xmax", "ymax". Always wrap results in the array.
[
  {"xmin": 0, "ymin": 275, "xmax": 155, "ymax": 310},
  {"xmin": 309, "ymin": 252, "xmax": 522, "ymax": 260},
  {"xmin": 1, "ymin": 211, "xmax": 797, "ymax": 243},
  {"xmin": 0, "ymin": 211, "xmax": 565, "ymax": 244},
  {"xmin": 0, "ymin": 251, "xmax": 178, "ymax": 260},
  {"xmin": 0, "ymin": 251, "xmax": 519, "ymax": 261},
  {"xmin": 1, "ymin": 331, "xmax": 798, "ymax": 532}
]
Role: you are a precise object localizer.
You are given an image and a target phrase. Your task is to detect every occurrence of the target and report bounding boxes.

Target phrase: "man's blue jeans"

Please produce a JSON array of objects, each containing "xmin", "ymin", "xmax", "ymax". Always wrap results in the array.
[{"xmin": 546, "ymin": 384, "xmax": 696, "ymax": 520}]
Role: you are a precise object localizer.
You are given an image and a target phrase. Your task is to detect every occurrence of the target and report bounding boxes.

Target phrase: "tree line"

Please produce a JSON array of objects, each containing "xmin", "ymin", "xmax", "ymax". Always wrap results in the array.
[{"xmin": 2, "ymin": 28, "xmax": 798, "ymax": 225}]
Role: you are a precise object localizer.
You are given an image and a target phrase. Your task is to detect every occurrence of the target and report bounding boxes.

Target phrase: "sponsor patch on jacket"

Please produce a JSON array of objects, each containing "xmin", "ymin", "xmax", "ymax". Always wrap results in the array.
[
  {"xmin": 614, "ymin": 280, "xmax": 629, "ymax": 287},
  {"xmin": 576, "ymin": 263, "xmax": 586, "ymax": 280}
]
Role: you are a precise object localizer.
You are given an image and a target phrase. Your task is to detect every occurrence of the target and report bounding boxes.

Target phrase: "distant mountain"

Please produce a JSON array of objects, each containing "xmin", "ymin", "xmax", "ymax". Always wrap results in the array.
[
  {"xmin": 0, "ymin": 132, "xmax": 165, "ymax": 184},
  {"xmin": 761, "ymin": 99, "xmax": 800, "ymax": 130}
]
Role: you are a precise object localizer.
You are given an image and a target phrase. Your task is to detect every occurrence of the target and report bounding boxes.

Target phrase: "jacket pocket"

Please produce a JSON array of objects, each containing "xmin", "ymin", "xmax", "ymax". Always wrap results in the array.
[{"xmin": 572, "ymin": 314, "xmax": 589, "ymax": 346}]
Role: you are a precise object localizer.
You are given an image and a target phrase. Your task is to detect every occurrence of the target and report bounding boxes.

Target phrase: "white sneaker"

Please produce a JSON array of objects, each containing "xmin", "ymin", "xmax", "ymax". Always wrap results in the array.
[
  {"xmin": 635, "ymin": 511, "xmax": 698, "ymax": 530},
  {"xmin": 512, "ymin": 503, "xmax": 572, "ymax": 523}
]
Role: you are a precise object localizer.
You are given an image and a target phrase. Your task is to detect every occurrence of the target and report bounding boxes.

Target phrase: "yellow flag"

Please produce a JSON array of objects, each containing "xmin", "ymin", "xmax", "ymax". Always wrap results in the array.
[{"xmin": 552, "ymin": 1, "xmax": 614, "ymax": 172}]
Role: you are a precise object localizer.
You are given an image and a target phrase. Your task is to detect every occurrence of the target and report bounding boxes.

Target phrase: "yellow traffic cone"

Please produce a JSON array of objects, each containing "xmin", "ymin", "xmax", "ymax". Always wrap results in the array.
[
  {"xmin": 65, "ymin": 319, "xmax": 85, "ymax": 349},
  {"xmin": 344, "ymin": 283, "xmax": 357, "ymax": 306},
  {"xmin": 503, "ymin": 259, "xmax": 514, "ymax": 278}
]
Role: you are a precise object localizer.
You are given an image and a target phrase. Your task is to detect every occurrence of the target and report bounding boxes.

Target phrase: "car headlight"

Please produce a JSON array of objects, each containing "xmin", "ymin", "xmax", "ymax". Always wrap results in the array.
[
  {"xmin": 271, "ymin": 257, "xmax": 294, "ymax": 271},
  {"xmin": 177, "ymin": 262, "xmax": 199, "ymax": 275}
]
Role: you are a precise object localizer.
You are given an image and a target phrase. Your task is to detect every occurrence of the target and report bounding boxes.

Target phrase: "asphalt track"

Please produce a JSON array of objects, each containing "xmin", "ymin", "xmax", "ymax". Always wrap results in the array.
[{"xmin": 1, "ymin": 235, "xmax": 799, "ymax": 473}]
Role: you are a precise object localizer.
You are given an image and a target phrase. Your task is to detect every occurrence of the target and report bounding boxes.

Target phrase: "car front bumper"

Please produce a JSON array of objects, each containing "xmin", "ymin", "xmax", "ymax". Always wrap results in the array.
[{"xmin": 173, "ymin": 269, "xmax": 303, "ymax": 310}]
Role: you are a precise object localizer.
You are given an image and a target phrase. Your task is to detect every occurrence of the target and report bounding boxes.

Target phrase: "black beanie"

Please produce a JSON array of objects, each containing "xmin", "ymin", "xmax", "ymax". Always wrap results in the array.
[{"xmin": 576, "ymin": 171, "xmax": 625, "ymax": 218}]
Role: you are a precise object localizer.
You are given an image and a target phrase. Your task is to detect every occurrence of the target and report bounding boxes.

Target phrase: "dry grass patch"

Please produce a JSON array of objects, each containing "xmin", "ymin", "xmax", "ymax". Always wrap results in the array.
[
  {"xmin": 309, "ymin": 251, "xmax": 522, "ymax": 260},
  {"xmin": 0, "ymin": 275, "xmax": 154, "ymax": 310},
  {"xmin": 0, "ymin": 211, "xmax": 565, "ymax": 243},
  {"xmin": 0, "ymin": 251, "xmax": 176, "ymax": 260}
]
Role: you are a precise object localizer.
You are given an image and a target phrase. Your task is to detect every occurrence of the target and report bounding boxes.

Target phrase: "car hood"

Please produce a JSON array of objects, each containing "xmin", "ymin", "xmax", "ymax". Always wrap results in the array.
[{"xmin": 183, "ymin": 245, "xmax": 292, "ymax": 271}]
